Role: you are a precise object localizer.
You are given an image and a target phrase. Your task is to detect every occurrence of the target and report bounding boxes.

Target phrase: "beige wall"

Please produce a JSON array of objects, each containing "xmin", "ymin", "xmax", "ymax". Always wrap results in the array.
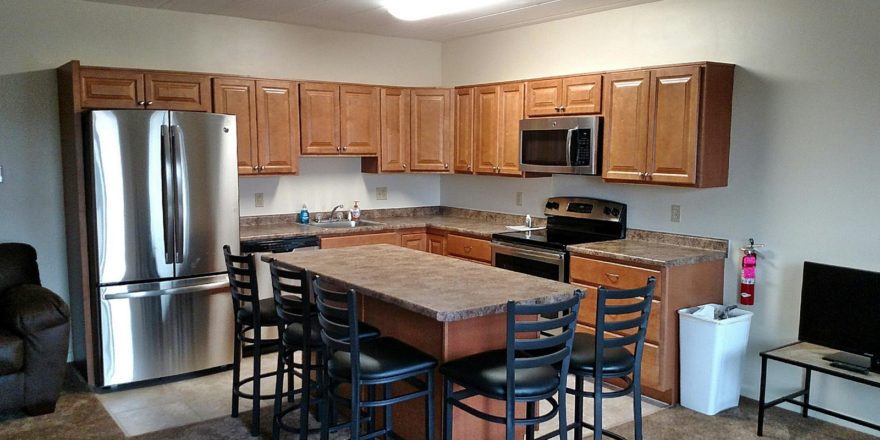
[
  {"xmin": 441, "ymin": 0, "xmax": 880, "ymax": 430},
  {"xmin": 0, "ymin": 0, "xmax": 443, "ymax": 303}
]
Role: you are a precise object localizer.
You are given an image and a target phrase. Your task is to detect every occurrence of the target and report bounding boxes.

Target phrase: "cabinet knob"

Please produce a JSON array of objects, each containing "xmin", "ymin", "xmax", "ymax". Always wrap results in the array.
[
  {"xmin": 138, "ymin": 101, "xmax": 146, "ymax": 105},
  {"xmin": 146, "ymin": 101, "xmax": 153, "ymax": 106},
  {"xmin": 467, "ymin": 164, "xmax": 472, "ymax": 171},
  {"xmin": 639, "ymin": 172, "xmax": 647, "ymax": 179},
  {"xmin": 463, "ymin": 246, "xmax": 472, "ymax": 253},
  {"xmin": 342, "ymin": 146, "xmax": 347, "ymax": 152},
  {"xmin": 402, "ymin": 163, "xmax": 407, "ymax": 169},
  {"xmin": 444, "ymin": 163, "xmax": 449, "ymax": 169},
  {"xmin": 258, "ymin": 165, "xmax": 265, "ymax": 171},
  {"xmin": 560, "ymin": 106, "xmax": 566, "ymax": 111},
  {"xmin": 605, "ymin": 272, "xmax": 621, "ymax": 282},
  {"xmin": 252, "ymin": 165, "xmax": 258, "ymax": 171}
]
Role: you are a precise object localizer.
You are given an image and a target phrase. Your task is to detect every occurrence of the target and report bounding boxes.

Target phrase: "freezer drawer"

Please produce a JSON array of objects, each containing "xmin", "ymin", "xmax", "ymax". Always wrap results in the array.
[{"xmin": 99, "ymin": 275, "xmax": 233, "ymax": 386}]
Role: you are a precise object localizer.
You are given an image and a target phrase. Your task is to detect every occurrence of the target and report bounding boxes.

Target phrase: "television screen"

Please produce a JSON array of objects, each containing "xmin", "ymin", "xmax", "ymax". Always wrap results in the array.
[{"xmin": 798, "ymin": 262, "xmax": 880, "ymax": 360}]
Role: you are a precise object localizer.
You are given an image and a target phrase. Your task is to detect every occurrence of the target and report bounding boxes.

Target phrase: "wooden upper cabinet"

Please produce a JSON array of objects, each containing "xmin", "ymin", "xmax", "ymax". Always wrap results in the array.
[
  {"xmin": 340, "ymin": 85, "xmax": 380, "ymax": 155},
  {"xmin": 212, "ymin": 78, "xmax": 258, "ymax": 174},
  {"xmin": 256, "ymin": 80, "xmax": 299, "ymax": 174},
  {"xmin": 144, "ymin": 72, "xmax": 211, "ymax": 111},
  {"xmin": 80, "ymin": 68, "xmax": 210, "ymax": 111},
  {"xmin": 379, "ymin": 88, "xmax": 410, "ymax": 172},
  {"xmin": 498, "ymin": 83, "xmax": 524, "ymax": 176},
  {"xmin": 525, "ymin": 74, "xmax": 601, "ymax": 116},
  {"xmin": 301, "ymin": 83, "xmax": 379, "ymax": 156},
  {"xmin": 80, "ymin": 68, "xmax": 144, "ymax": 109},
  {"xmin": 410, "ymin": 88, "xmax": 452, "ymax": 172},
  {"xmin": 603, "ymin": 70, "xmax": 651, "ymax": 182},
  {"xmin": 453, "ymin": 88, "xmax": 474, "ymax": 173},
  {"xmin": 603, "ymin": 63, "xmax": 733, "ymax": 187},
  {"xmin": 213, "ymin": 78, "xmax": 299, "ymax": 175},
  {"xmin": 474, "ymin": 85, "xmax": 500, "ymax": 174},
  {"xmin": 300, "ymin": 82, "xmax": 341, "ymax": 154}
]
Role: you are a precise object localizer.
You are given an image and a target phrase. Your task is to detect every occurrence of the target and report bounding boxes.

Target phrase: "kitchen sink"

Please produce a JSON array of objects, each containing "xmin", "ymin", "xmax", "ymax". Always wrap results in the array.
[{"xmin": 308, "ymin": 219, "xmax": 384, "ymax": 229}]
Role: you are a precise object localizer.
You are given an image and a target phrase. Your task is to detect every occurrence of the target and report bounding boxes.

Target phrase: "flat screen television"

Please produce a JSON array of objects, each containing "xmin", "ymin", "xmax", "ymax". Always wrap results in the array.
[{"xmin": 798, "ymin": 261, "xmax": 880, "ymax": 372}]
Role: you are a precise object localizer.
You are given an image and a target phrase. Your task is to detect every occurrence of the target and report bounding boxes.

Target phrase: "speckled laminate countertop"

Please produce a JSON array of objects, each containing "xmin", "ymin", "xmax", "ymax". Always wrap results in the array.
[
  {"xmin": 268, "ymin": 244, "xmax": 577, "ymax": 321},
  {"xmin": 567, "ymin": 229, "xmax": 728, "ymax": 267}
]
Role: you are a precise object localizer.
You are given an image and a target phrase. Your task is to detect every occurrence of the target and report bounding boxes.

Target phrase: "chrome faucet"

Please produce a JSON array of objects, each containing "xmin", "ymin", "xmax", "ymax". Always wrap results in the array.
[{"xmin": 328, "ymin": 204, "xmax": 344, "ymax": 221}]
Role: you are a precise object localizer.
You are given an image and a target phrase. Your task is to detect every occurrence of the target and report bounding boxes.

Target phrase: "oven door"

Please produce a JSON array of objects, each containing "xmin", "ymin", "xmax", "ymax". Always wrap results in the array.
[{"xmin": 491, "ymin": 241, "xmax": 567, "ymax": 282}]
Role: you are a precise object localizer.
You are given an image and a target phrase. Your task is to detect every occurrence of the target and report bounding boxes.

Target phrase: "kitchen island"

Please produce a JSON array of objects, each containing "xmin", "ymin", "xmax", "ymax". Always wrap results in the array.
[{"xmin": 268, "ymin": 244, "xmax": 577, "ymax": 439}]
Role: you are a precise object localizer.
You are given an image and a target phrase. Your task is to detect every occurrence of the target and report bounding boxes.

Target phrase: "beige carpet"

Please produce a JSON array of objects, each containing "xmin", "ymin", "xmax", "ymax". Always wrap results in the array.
[{"xmin": 1, "ymin": 369, "xmax": 877, "ymax": 439}]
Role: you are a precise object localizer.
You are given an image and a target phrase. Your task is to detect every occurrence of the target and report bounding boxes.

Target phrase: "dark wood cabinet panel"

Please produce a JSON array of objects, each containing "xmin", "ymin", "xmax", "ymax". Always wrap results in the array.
[
  {"xmin": 256, "ymin": 80, "xmax": 299, "ymax": 174},
  {"xmin": 300, "ymin": 82, "xmax": 341, "ymax": 154},
  {"xmin": 410, "ymin": 88, "xmax": 452, "ymax": 172},
  {"xmin": 212, "ymin": 78, "xmax": 258, "ymax": 174},
  {"xmin": 453, "ymin": 88, "xmax": 474, "ymax": 173}
]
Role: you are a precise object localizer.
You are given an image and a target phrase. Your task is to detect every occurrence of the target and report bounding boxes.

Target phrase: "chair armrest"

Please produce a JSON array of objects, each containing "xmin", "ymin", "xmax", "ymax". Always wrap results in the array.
[{"xmin": 0, "ymin": 284, "xmax": 70, "ymax": 334}]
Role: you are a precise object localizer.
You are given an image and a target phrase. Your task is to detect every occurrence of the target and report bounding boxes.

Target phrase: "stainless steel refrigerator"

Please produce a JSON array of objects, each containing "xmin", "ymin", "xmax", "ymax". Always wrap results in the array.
[{"xmin": 85, "ymin": 110, "xmax": 239, "ymax": 386}]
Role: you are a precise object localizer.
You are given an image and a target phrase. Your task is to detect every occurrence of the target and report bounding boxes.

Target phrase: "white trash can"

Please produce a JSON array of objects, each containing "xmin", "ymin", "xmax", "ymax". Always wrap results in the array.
[{"xmin": 678, "ymin": 304, "xmax": 753, "ymax": 415}]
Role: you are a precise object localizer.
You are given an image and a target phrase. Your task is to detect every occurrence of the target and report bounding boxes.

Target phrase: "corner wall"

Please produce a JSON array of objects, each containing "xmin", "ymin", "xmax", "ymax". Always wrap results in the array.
[{"xmin": 441, "ymin": 0, "xmax": 880, "ymax": 430}]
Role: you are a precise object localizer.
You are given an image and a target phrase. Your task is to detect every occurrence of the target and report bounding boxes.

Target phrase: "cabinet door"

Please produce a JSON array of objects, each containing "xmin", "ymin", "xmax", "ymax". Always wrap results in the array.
[
  {"xmin": 400, "ymin": 233, "xmax": 427, "ymax": 252},
  {"xmin": 427, "ymin": 233, "xmax": 446, "ymax": 255},
  {"xmin": 300, "ymin": 82, "xmax": 341, "ymax": 154},
  {"xmin": 453, "ymin": 88, "xmax": 475, "ymax": 173},
  {"xmin": 410, "ymin": 89, "xmax": 452, "ymax": 172},
  {"xmin": 320, "ymin": 232, "xmax": 401, "ymax": 249},
  {"xmin": 144, "ymin": 72, "xmax": 211, "ymax": 111},
  {"xmin": 80, "ymin": 68, "xmax": 144, "ymax": 109},
  {"xmin": 497, "ymin": 83, "xmax": 524, "ymax": 176},
  {"xmin": 562, "ymin": 74, "xmax": 602, "ymax": 114},
  {"xmin": 256, "ymin": 80, "xmax": 299, "ymax": 174},
  {"xmin": 379, "ymin": 88, "xmax": 410, "ymax": 172},
  {"xmin": 212, "ymin": 78, "xmax": 258, "ymax": 175},
  {"xmin": 525, "ymin": 78, "xmax": 562, "ymax": 117},
  {"xmin": 340, "ymin": 85, "xmax": 380, "ymax": 155},
  {"xmin": 602, "ymin": 70, "xmax": 651, "ymax": 182},
  {"xmin": 646, "ymin": 66, "xmax": 701, "ymax": 185},
  {"xmin": 474, "ymin": 85, "xmax": 500, "ymax": 174}
]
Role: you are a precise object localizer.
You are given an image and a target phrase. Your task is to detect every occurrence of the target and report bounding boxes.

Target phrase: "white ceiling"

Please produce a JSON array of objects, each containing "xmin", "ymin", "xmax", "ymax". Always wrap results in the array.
[{"xmin": 80, "ymin": 0, "xmax": 658, "ymax": 41}]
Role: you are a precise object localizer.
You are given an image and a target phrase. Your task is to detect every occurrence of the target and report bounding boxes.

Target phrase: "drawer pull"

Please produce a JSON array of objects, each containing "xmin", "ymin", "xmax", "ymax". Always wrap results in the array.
[
  {"xmin": 463, "ymin": 245, "xmax": 472, "ymax": 253},
  {"xmin": 605, "ymin": 272, "xmax": 621, "ymax": 281}
]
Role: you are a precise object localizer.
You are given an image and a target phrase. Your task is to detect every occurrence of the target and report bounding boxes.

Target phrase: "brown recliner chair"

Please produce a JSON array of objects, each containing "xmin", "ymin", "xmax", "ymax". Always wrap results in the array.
[{"xmin": 0, "ymin": 243, "xmax": 70, "ymax": 415}]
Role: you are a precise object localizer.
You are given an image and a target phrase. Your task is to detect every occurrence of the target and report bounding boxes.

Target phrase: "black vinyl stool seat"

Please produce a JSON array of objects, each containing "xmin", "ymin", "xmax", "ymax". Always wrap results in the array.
[
  {"xmin": 223, "ymin": 245, "xmax": 283, "ymax": 437},
  {"xmin": 440, "ymin": 290, "xmax": 584, "ymax": 440},
  {"xmin": 548, "ymin": 277, "xmax": 656, "ymax": 440},
  {"xmin": 313, "ymin": 275, "xmax": 437, "ymax": 440},
  {"xmin": 268, "ymin": 262, "xmax": 380, "ymax": 440}
]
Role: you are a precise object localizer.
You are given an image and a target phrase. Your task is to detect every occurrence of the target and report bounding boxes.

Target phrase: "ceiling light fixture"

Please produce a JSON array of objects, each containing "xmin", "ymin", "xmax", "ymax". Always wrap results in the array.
[{"xmin": 382, "ymin": 0, "xmax": 506, "ymax": 21}]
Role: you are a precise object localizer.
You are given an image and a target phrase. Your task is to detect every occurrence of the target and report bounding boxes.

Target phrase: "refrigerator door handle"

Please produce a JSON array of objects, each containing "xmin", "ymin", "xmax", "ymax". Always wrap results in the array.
[
  {"xmin": 102, "ymin": 280, "xmax": 230, "ymax": 300},
  {"xmin": 171, "ymin": 124, "xmax": 185, "ymax": 264},
  {"xmin": 161, "ymin": 124, "xmax": 175, "ymax": 265}
]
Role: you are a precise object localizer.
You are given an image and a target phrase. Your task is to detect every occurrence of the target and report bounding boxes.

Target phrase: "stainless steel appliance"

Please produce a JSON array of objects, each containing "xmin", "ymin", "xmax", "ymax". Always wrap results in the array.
[
  {"xmin": 519, "ymin": 116, "xmax": 602, "ymax": 175},
  {"xmin": 240, "ymin": 236, "xmax": 319, "ymax": 305},
  {"xmin": 85, "ymin": 110, "xmax": 239, "ymax": 386},
  {"xmin": 492, "ymin": 197, "xmax": 626, "ymax": 282}
]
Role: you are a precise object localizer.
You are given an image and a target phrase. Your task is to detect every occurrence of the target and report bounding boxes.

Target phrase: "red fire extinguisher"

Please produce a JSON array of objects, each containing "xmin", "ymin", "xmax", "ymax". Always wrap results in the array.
[{"xmin": 739, "ymin": 238, "xmax": 764, "ymax": 305}]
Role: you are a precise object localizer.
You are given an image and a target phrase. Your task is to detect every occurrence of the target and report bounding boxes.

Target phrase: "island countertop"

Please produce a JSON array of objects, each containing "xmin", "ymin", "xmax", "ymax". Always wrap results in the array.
[{"xmin": 267, "ymin": 244, "xmax": 577, "ymax": 322}]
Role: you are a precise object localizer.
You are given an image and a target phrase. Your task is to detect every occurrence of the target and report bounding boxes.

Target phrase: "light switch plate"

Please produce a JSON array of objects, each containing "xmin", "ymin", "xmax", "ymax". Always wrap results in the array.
[
  {"xmin": 255, "ymin": 193, "xmax": 264, "ymax": 208},
  {"xmin": 376, "ymin": 187, "xmax": 388, "ymax": 200},
  {"xmin": 671, "ymin": 204, "xmax": 681, "ymax": 223},
  {"xmin": 516, "ymin": 192, "xmax": 523, "ymax": 206}
]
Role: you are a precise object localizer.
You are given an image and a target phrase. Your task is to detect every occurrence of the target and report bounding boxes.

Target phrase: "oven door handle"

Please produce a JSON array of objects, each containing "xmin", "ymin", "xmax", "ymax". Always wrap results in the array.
[{"xmin": 492, "ymin": 242, "xmax": 566, "ymax": 265}]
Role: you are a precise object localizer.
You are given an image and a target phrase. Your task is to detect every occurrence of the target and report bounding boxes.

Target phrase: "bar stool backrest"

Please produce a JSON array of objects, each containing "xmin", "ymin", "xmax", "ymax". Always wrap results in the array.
[
  {"xmin": 312, "ymin": 275, "xmax": 362, "ymax": 374},
  {"xmin": 223, "ymin": 244, "xmax": 261, "ymax": 327},
  {"xmin": 507, "ymin": 290, "xmax": 585, "ymax": 399},
  {"xmin": 594, "ymin": 277, "xmax": 656, "ymax": 372},
  {"xmin": 269, "ymin": 261, "xmax": 311, "ymax": 330}
]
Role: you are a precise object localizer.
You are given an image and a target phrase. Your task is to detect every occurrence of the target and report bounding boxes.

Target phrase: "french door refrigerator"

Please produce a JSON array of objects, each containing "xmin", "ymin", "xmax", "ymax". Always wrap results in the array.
[{"xmin": 85, "ymin": 110, "xmax": 239, "ymax": 386}]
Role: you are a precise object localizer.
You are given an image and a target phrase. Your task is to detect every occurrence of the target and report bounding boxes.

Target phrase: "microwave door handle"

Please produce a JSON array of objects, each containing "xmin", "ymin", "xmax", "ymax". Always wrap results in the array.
[{"xmin": 565, "ymin": 128, "xmax": 576, "ymax": 165}]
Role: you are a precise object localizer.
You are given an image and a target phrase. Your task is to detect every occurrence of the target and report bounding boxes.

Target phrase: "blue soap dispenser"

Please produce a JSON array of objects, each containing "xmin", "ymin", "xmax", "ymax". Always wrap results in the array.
[{"xmin": 299, "ymin": 204, "xmax": 310, "ymax": 224}]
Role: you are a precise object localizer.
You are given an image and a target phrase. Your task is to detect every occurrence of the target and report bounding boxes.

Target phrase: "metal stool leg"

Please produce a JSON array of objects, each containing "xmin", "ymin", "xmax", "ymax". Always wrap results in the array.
[
  {"xmin": 443, "ymin": 378, "xmax": 453, "ymax": 440},
  {"xmin": 231, "ymin": 325, "xmax": 242, "ymax": 418},
  {"xmin": 575, "ymin": 376, "xmax": 584, "ymax": 440},
  {"xmin": 633, "ymin": 373, "xmax": 643, "ymax": 440},
  {"xmin": 273, "ymin": 346, "xmax": 285, "ymax": 440},
  {"xmin": 593, "ymin": 377, "xmax": 603, "ymax": 440},
  {"xmin": 526, "ymin": 401, "xmax": 536, "ymax": 440},
  {"xmin": 384, "ymin": 383, "xmax": 393, "ymax": 437},
  {"xmin": 251, "ymin": 336, "xmax": 262, "ymax": 437},
  {"xmin": 426, "ymin": 371, "xmax": 435, "ymax": 440},
  {"xmin": 299, "ymin": 346, "xmax": 312, "ymax": 440}
]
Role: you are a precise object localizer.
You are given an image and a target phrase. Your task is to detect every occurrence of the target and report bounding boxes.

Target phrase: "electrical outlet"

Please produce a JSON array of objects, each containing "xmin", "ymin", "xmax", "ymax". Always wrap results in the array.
[
  {"xmin": 516, "ymin": 192, "xmax": 523, "ymax": 206},
  {"xmin": 671, "ymin": 204, "xmax": 681, "ymax": 223},
  {"xmin": 255, "ymin": 193, "xmax": 264, "ymax": 208},
  {"xmin": 376, "ymin": 187, "xmax": 388, "ymax": 201}
]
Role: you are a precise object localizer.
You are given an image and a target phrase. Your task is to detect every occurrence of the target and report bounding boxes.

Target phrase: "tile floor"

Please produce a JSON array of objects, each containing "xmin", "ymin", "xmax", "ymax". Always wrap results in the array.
[{"xmin": 96, "ymin": 352, "xmax": 666, "ymax": 438}]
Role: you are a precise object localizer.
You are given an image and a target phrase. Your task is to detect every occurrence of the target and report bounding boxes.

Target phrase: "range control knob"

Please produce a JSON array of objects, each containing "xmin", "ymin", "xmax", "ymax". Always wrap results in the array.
[
  {"xmin": 611, "ymin": 208, "xmax": 621, "ymax": 217},
  {"xmin": 603, "ymin": 206, "xmax": 612, "ymax": 215}
]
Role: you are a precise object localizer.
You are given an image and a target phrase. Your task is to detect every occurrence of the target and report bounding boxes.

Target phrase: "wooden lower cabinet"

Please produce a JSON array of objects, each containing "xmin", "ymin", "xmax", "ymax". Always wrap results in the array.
[
  {"xmin": 569, "ymin": 254, "xmax": 723, "ymax": 404},
  {"xmin": 445, "ymin": 234, "xmax": 492, "ymax": 264},
  {"xmin": 400, "ymin": 232, "xmax": 427, "ymax": 252},
  {"xmin": 427, "ymin": 233, "xmax": 446, "ymax": 255},
  {"xmin": 319, "ymin": 232, "xmax": 400, "ymax": 249}
]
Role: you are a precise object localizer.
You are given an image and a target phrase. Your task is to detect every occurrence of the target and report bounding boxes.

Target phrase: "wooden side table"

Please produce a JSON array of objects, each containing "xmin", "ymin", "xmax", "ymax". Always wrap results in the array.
[{"xmin": 757, "ymin": 342, "xmax": 880, "ymax": 436}]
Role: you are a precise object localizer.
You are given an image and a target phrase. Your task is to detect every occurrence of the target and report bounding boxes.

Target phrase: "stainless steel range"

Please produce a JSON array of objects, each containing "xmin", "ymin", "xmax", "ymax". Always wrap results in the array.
[{"xmin": 491, "ymin": 197, "xmax": 627, "ymax": 282}]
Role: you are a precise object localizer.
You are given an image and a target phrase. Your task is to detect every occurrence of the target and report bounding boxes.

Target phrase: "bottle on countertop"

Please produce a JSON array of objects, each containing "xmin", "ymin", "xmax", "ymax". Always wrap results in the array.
[
  {"xmin": 525, "ymin": 214, "xmax": 532, "ymax": 228},
  {"xmin": 299, "ymin": 204, "xmax": 310, "ymax": 224},
  {"xmin": 350, "ymin": 201, "xmax": 361, "ymax": 221}
]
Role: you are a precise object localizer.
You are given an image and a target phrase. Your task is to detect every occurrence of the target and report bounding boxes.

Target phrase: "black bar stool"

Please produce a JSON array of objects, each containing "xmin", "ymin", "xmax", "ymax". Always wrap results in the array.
[
  {"xmin": 268, "ymin": 261, "xmax": 381, "ymax": 440},
  {"xmin": 566, "ymin": 277, "xmax": 656, "ymax": 440},
  {"xmin": 223, "ymin": 244, "xmax": 282, "ymax": 437},
  {"xmin": 440, "ymin": 290, "xmax": 584, "ymax": 440},
  {"xmin": 312, "ymin": 275, "xmax": 438, "ymax": 440}
]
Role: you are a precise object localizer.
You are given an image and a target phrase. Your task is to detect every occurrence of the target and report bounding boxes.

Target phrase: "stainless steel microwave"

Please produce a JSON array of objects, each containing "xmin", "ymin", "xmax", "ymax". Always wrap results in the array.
[{"xmin": 519, "ymin": 116, "xmax": 602, "ymax": 175}]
